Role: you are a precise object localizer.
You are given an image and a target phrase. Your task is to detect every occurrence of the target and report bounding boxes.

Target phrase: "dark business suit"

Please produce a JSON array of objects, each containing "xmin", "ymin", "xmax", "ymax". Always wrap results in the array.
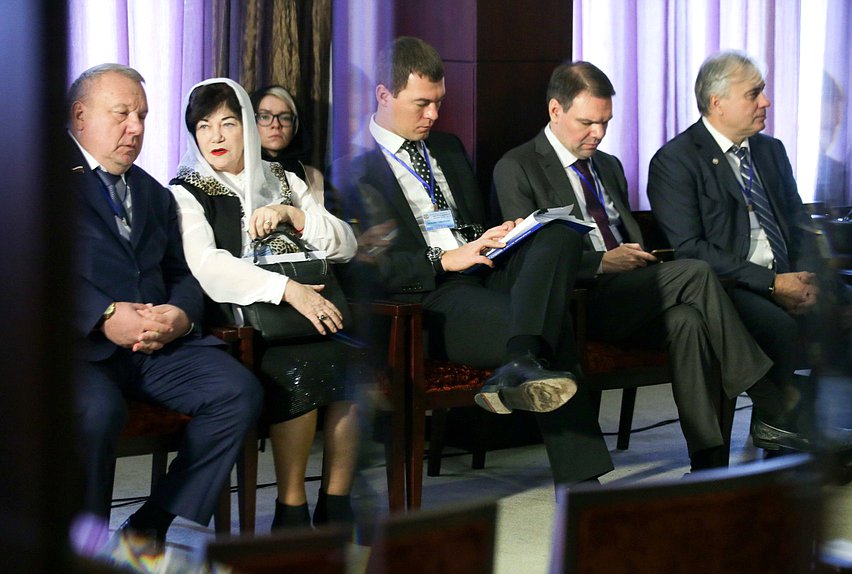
[
  {"xmin": 69, "ymin": 137, "xmax": 262, "ymax": 523},
  {"xmin": 331, "ymin": 131, "xmax": 614, "ymax": 484},
  {"xmin": 495, "ymin": 130, "xmax": 772, "ymax": 455},
  {"xmin": 647, "ymin": 119, "xmax": 823, "ymax": 386}
]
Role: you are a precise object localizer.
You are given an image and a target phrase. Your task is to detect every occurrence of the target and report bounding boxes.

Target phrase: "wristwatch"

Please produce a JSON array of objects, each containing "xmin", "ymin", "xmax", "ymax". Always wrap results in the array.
[
  {"xmin": 426, "ymin": 246, "xmax": 444, "ymax": 275},
  {"xmin": 98, "ymin": 302, "xmax": 116, "ymax": 329}
]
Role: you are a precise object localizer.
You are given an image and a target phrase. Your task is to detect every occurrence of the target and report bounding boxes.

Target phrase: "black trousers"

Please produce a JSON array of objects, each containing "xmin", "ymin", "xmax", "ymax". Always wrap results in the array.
[{"xmin": 422, "ymin": 224, "xmax": 614, "ymax": 484}]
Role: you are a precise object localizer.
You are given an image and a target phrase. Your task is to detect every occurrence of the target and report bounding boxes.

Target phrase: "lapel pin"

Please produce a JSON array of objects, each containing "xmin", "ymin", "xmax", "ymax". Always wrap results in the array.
[
  {"xmin": 72, "ymin": 165, "xmax": 85, "ymax": 173},
  {"xmin": 712, "ymin": 158, "xmax": 720, "ymax": 165}
]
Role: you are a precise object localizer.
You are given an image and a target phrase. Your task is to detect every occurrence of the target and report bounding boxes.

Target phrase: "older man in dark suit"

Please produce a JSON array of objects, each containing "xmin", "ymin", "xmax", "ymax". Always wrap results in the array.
[
  {"xmin": 493, "ymin": 61, "xmax": 795, "ymax": 469},
  {"xmin": 648, "ymin": 50, "xmax": 852, "ymax": 452},
  {"xmin": 331, "ymin": 37, "xmax": 614, "ymax": 485},
  {"xmin": 67, "ymin": 64, "xmax": 262, "ymax": 563}
]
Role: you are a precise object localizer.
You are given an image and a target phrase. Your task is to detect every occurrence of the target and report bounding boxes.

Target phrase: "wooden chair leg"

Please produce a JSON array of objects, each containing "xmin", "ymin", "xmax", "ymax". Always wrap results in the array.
[
  {"xmin": 617, "ymin": 388, "xmax": 638, "ymax": 450},
  {"xmin": 236, "ymin": 429, "xmax": 258, "ymax": 534},
  {"xmin": 588, "ymin": 389, "xmax": 603, "ymax": 417},
  {"xmin": 471, "ymin": 408, "xmax": 489, "ymax": 470},
  {"xmin": 214, "ymin": 482, "xmax": 231, "ymax": 536},
  {"xmin": 427, "ymin": 408, "xmax": 448, "ymax": 477},
  {"xmin": 150, "ymin": 452, "xmax": 168, "ymax": 489},
  {"xmin": 406, "ymin": 396, "xmax": 426, "ymax": 510},
  {"xmin": 382, "ymin": 408, "xmax": 407, "ymax": 512}
]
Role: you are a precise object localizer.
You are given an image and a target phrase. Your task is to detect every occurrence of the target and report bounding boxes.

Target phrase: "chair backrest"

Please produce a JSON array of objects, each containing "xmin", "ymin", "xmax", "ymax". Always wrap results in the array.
[
  {"xmin": 365, "ymin": 499, "xmax": 498, "ymax": 574},
  {"xmin": 205, "ymin": 525, "xmax": 350, "ymax": 574},
  {"xmin": 550, "ymin": 454, "xmax": 822, "ymax": 574}
]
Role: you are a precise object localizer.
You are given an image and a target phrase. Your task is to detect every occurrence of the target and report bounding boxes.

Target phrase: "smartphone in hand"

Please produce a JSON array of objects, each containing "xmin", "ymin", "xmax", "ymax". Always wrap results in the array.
[{"xmin": 650, "ymin": 248, "xmax": 675, "ymax": 263}]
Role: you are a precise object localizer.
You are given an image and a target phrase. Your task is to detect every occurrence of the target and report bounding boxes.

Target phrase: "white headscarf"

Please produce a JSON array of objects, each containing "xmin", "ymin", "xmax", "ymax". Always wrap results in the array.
[{"xmin": 177, "ymin": 77, "xmax": 285, "ymax": 226}]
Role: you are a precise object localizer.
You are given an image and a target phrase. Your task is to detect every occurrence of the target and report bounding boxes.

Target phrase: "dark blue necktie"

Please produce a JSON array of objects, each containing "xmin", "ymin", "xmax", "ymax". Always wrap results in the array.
[
  {"xmin": 732, "ymin": 146, "xmax": 789, "ymax": 272},
  {"xmin": 95, "ymin": 168, "xmax": 131, "ymax": 239}
]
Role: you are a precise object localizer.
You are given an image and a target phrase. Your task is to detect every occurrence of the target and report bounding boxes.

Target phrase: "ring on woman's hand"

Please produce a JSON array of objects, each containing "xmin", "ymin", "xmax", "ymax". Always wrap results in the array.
[
  {"xmin": 264, "ymin": 219, "xmax": 272, "ymax": 226},
  {"xmin": 317, "ymin": 313, "xmax": 328, "ymax": 321}
]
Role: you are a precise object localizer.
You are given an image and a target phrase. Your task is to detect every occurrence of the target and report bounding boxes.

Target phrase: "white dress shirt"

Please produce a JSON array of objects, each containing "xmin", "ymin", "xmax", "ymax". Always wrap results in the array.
[{"xmin": 369, "ymin": 117, "xmax": 465, "ymax": 251}]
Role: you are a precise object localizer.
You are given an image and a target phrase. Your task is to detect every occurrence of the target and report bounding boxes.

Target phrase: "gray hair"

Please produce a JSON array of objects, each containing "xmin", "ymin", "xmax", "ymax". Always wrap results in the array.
[
  {"xmin": 251, "ymin": 85, "xmax": 299, "ymax": 134},
  {"xmin": 695, "ymin": 50, "xmax": 764, "ymax": 116},
  {"xmin": 67, "ymin": 63, "xmax": 145, "ymax": 117}
]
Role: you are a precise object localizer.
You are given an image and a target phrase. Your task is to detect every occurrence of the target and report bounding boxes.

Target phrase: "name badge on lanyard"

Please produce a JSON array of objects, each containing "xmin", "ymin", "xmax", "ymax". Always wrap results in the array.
[
  {"xmin": 381, "ymin": 142, "xmax": 457, "ymax": 231},
  {"xmin": 423, "ymin": 209, "xmax": 456, "ymax": 231}
]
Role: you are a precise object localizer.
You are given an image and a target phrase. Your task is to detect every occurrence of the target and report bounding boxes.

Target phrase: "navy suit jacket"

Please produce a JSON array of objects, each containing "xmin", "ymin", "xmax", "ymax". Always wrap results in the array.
[
  {"xmin": 494, "ymin": 129, "xmax": 644, "ymax": 280},
  {"xmin": 330, "ymin": 131, "xmax": 487, "ymax": 298},
  {"xmin": 68, "ymin": 137, "xmax": 213, "ymax": 361},
  {"xmin": 647, "ymin": 119, "xmax": 822, "ymax": 293}
]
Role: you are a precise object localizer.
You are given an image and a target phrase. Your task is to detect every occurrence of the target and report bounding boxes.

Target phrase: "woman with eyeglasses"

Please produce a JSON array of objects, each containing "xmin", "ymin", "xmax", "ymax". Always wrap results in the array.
[
  {"xmin": 170, "ymin": 78, "xmax": 362, "ymax": 531},
  {"xmin": 251, "ymin": 85, "xmax": 312, "ymax": 182}
]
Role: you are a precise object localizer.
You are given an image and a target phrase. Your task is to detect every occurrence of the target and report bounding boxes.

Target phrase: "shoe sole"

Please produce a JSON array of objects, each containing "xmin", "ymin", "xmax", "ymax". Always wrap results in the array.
[
  {"xmin": 474, "ymin": 390, "xmax": 512, "ymax": 414},
  {"xmin": 501, "ymin": 377, "xmax": 578, "ymax": 413}
]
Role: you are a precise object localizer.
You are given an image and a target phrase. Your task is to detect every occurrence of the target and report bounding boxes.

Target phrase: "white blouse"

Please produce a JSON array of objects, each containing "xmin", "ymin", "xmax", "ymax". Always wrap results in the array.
[{"xmin": 171, "ymin": 167, "xmax": 357, "ymax": 306}]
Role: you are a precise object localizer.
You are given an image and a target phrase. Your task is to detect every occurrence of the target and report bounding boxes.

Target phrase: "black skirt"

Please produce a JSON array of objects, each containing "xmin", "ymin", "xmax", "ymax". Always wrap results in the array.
[{"xmin": 255, "ymin": 334, "xmax": 367, "ymax": 423}]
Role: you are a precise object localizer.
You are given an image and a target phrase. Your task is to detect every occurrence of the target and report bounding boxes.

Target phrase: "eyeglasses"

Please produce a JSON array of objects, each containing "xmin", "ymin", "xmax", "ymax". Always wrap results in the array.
[{"xmin": 255, "ymin": 112, "xmax": 295, "ymax": 127}]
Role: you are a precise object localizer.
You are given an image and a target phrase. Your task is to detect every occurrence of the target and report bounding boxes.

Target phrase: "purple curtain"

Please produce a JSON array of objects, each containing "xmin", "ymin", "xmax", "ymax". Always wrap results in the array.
[{"xmin": 573, "ymin": 0, "xmax": 852, "ymax": 209}]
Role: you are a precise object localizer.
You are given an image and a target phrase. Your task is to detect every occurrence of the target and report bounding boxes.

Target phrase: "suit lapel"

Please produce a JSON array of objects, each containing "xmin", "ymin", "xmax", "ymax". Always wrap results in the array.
[
  {"xmin": 690, "ymin": 120, "xmax": 747, "ymax": 208},
  {"xmin": 534, "ymin": 132, "xmax": 584, "ymax": 218},
  {"xmin": 124, "ymin": 166, "xmax": 148, "ymax": 248},
  {"xmin": 426, "ymin": 137, "xmax": 477, "ymax": 225},
  {"xmin": 362, "ymin": 148, "xmax": 426, "ymax": 246}
]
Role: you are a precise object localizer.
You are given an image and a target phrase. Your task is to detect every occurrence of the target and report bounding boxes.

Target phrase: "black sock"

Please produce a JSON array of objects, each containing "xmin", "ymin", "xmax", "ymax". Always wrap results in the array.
[
  {"xmin": 127, "ymin": 501, "xmax": 175, "ymax": 542},
  {"xmin": 506, "ymin": 335, "xmax": 545, "ymax": 363},
  {"xmin": 313, "ymin": 489, "xmax": 354, "ymax": 526},
  {"xmin": 689, "ymin": 445, "xmax": 727, "ymax": 471},
  {"xmin": 746, "ymin": 378, "xmax": 788, "ymax": 424},
  {"xmin": 271, "ymin": 499, "xmax": 311, "ymax": 530}
]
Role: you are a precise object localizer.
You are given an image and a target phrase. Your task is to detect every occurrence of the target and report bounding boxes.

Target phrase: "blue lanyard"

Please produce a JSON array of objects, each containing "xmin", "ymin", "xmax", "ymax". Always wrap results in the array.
[
  {"xmin": 379, "ymin": 142, "xmax": 438, "ymax": 205},
  {"xmin": 98, "ymin": 177, "xmax": 129, "ymax": 221},
  {"xmin": 570, "ymin": 161, "xmax": 606, "ymax": 205}
]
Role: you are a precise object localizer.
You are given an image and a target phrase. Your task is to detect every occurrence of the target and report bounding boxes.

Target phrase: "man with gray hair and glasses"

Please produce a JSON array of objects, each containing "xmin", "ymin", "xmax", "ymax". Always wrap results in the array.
[{"xmin": 649, "ymin": 50, "xmax": 852, "ymax": 454}]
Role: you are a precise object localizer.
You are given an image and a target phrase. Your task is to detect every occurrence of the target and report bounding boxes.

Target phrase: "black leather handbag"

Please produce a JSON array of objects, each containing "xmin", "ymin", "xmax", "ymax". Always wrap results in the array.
[{"xmin": 240, "ymin": 228, "xmax": 351, "ymax": 340}]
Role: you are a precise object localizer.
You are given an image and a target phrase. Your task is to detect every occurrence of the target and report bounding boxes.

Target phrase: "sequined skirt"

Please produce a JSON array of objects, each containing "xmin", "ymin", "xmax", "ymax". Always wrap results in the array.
[{"xmin": 256, "ymin": 336, "xmax": 366, "ymax": 422}]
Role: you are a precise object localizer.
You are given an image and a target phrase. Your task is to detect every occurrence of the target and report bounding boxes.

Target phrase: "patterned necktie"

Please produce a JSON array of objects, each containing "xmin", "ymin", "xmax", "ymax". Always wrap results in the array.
[
  {"xmin": 95, "ymin": 168, "xmax": 131, "ymax": 238},
  {"xmin": 573, "ymin": 159, "xmax": 619, "ymax": 250},
  {"xmin": 400, "ymin": 140, "xmax": 483, "ymax": 242},
  {"xmin": 732, "ymin": 146, "xmax": 789, "ymax": 272}
]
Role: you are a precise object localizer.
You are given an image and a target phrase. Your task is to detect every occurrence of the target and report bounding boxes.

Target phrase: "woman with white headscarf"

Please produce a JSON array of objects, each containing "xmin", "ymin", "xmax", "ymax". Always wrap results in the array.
[{"xmin": 170, "ymin": 78, "xmax": 360, "ymax": 529}]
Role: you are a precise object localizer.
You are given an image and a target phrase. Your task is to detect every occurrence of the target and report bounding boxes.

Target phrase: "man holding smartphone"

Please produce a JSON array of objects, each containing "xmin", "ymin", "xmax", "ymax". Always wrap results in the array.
[{"xmin": 494, "ymin": 60, "xmax": 786, "ymax": 471}]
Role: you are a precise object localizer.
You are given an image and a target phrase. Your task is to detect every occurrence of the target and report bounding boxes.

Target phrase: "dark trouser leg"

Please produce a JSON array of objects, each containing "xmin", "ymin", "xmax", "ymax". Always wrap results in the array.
[
  {"xmin": 728, "ymin": 287, "xmax": 800, "ymax": 388},
  {"xmin": 74, "ymin": 361, "xmax": 130, "ymax": 518},
  {"xmin": 587, "ymin": 260, "xmax": 771, "ymax": 453},
  {"xmin": 422, "ymin": 224, "xmax": 612, "ymax": 483},
  {"xmin": 134, "ymin": 344, "xmax": 263, "ymax": 525}
]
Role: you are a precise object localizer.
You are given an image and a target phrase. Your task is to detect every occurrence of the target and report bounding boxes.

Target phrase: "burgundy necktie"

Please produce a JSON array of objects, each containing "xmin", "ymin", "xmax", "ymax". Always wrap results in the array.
[{"xmin": 573, "ymin": 159, "xmax": 619, "ymax": 250}]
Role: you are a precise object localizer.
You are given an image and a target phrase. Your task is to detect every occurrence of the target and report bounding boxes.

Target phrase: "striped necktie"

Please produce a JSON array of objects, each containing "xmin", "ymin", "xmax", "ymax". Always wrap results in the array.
[
  {"xmin": 400, "ymin": 140, "xmax": 483, "ymax": 242},
  {"xmin": 732, "ymin": 146, "xmax": 789, "ymax": 272}
]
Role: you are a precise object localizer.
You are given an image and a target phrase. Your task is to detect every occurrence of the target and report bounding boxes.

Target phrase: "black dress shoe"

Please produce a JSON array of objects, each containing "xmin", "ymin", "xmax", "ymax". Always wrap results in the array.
[
  {"xmin": 474, "ymin": 356, "xmax": 578, "ymax": 414},
  {"xmin": 751, "ymin": 416, "xmax": 816, "ymax": 452}
]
